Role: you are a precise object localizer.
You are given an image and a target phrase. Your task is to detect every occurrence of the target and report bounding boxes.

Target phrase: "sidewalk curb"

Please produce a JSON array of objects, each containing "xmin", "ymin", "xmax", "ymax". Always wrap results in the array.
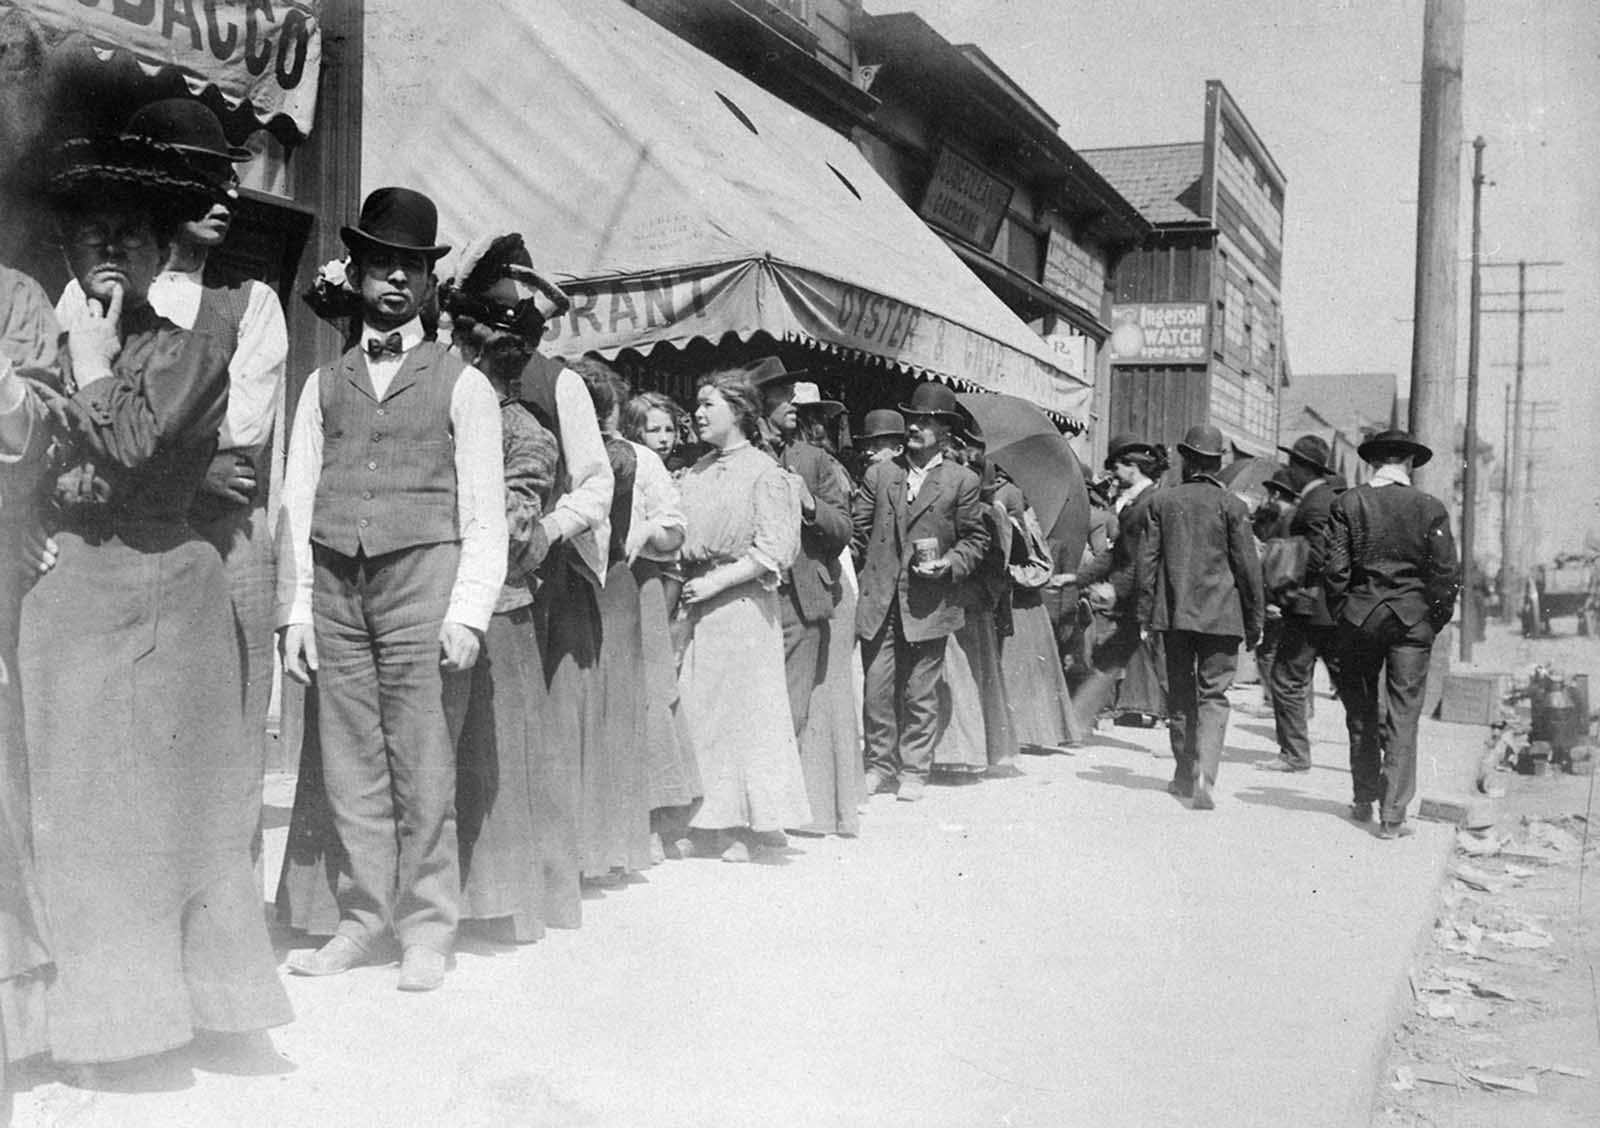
[{"xmin": 1351, "ymin": 718, "xmax": 1486, "ymax": 1127}]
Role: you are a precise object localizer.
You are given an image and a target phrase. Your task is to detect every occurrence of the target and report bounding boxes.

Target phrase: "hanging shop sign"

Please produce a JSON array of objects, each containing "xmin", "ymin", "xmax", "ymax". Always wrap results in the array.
[
  {"xmin": 1108, "ymin": 302, "xmax": 1210, "ymax": 365},
  {"xmin": 918, "ymin": 147, "xmax": 1013, "ymax": 251},
  {"xmin": 8, "ymin": 0, "xmax": 322, "ymax": 136}
]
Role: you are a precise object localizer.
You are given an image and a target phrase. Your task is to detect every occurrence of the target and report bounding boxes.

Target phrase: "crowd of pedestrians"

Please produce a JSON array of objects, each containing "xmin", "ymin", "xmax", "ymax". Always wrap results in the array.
[{"xmin": 1, "ymin": 105, "xmax": 1460, "ymax": 1082}]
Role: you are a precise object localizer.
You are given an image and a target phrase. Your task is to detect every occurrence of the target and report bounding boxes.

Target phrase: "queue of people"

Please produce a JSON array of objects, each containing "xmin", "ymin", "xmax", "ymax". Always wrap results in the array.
[{"xmin": 0, "ymin": 104, "xmax": 1461, "ymax": 1079}]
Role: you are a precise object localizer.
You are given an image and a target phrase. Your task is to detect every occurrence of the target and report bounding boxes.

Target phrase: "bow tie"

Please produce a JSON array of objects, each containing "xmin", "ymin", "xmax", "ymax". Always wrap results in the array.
[{"xmin": 365, "ymin": 332, "xmax": 404, "ymax": 359}]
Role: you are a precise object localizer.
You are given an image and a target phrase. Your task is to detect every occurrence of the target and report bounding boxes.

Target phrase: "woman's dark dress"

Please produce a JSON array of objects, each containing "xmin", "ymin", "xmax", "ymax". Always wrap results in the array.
[{"xmin": 20, "ymin": 304, "xmax": 291, "ymax": 1063}]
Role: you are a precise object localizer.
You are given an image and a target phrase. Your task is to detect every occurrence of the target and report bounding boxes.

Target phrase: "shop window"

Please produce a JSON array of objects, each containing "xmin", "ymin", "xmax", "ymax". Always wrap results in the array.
[{"xmin": 1001, "ymin": 216, "xmax": 1042, "ymax": 281}]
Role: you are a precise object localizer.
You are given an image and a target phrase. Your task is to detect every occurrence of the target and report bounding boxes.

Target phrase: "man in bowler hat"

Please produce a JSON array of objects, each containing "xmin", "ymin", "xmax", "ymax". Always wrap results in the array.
[
  {"xmin": 853, "ymin": 383, "xmax": 989, "ymax": 802},
  {"xmin": 1263, "ymin": 435, "xmax": 1348, "ymax": 773},
  {"xmin": 277, "ymin": 188, "xmax": 507, "ymax": 989},
  {"xmin": 1324, "ymin": 429, "xmax": 1458, "ymax": 838},
  {"xmin": 1138, "ymin": 425, "xmax": 1262, "ymax": 808}
]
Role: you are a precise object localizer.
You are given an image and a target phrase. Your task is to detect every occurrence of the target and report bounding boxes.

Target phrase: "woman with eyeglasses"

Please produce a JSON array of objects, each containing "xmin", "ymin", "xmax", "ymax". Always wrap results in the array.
[{"xmin": 19, "ymin": 133, "xmax": 291, "ymax": 1065}]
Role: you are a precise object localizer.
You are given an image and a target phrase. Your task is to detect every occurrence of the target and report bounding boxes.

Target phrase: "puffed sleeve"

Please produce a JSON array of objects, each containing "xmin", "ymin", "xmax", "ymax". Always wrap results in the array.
[
  {"xmin": 502, "ymin": 403, "xmax": 560, "ymax": 582},
  {"xmin": 72, "ymin": 326, "xmax": 229, "ymax": 470},
  {"xmin": 748, "ymin": 463, "xmax": 801, "ymax": 577}
]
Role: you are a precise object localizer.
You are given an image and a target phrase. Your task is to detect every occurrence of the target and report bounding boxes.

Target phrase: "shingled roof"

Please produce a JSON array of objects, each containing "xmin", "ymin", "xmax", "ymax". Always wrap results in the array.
[
  {"xmin": 1281, "ymin": 372, "xmax": 1399, "ymax": 437},
  {"xmin": 1079, "ymin": 143, "xmax": 1206, "ymax": 226}
]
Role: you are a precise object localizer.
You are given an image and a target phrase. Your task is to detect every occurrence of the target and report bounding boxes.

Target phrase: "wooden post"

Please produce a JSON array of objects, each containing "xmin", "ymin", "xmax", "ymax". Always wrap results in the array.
[
  {"xmin": 1459, "ymin": 136, "xmax": 1485, "ymax": 661},
  {"xmin": 1407, "ymin": 0, "xmax": 1464, "ymax": 502}
]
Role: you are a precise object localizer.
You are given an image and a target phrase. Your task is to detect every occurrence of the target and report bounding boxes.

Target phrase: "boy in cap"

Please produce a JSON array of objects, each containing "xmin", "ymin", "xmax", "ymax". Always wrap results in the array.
[
  {"xmin": 1324, "ymin": 429, "xmax": 1458, "ymax": 838},
  {"xmin": 1138, "ymin": 425, "xmax": 1262, "ymax": 809},
  {"xmin": 852, "ymin": 383, "xmax": 989, "ymax": 801},
  {"xmin": 277, "ymin": 187, "xmax": 507, "ymax": 990}
]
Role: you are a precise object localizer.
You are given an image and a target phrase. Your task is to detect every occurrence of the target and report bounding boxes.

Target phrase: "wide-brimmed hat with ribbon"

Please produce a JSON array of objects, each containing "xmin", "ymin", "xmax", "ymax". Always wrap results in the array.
[
  {"xmin": 438, "ymin": 231, "xmax": 570, "ymax": 339},
  {"xmin": 46, "ymin": 133, "xmax": 222, "ymax": 220},
  {"xmin": 857, "ymin": 408, "xmax": 906, "ymax": 441},
  {"xmin": 1278, "ymin": 434, "xmax": 1334, "ymax": 475},
  {"xmin": 124, "ymin": 98, "xmax": 251, "ymax": 166},
  {"xmin": 340, "ymin": 187, "xmax": 451, "ymax": 262},
  {"xmin": 1357, "ymin": 428, "xmax": 1432, "ymax": 467},
  {"xmin": 898, "ymin": 382, "xmax": 966, "ymax": 424},
  {"xmin": 1104, "ymin": 431, "xmax": 1158, "ymax": 469},
  {"xmin": 1176, "ymin": 424, "xmax": 1228, "ymax": 460}
]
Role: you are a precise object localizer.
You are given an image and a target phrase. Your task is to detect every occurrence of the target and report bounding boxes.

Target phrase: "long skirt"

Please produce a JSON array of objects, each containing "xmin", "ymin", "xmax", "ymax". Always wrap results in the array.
[
  {"xmin": 631, "ymin": 558, "xmax": 700, "ymax": 811},
  {"xmin": 1002, "ymin": 591, "xmax": 1076, "ymax": 750},
  {"xmin": 680, "ymin": 581, "xmax": 811, "ymax": 833},
  {"xmin": 455, "ymin": 604, "xmax": 559, "ymax": 943},
  {"xmin": 1115, "ymin": 631, "xmax": 1170, "ymax": 719},
  {"xmin": 2, "ymin": 550, "xmax": 50, "ymax": 1065},
  {"xmin": 22, "ymin": 528, "xmax": 291, "ymax": 1063},
  {"xmin": 792, "ymin": 559, "xmax": 863, "ymax": 836},
  {"xmin": 581, "ymin": 562, "xmax": 652, "ymax": 877},
  {"xmin": 935, "ymin": 610, "xmax": 1018, "ymax": 772}
]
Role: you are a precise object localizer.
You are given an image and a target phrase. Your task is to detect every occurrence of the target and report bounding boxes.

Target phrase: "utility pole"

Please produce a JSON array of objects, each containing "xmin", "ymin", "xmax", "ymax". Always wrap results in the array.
[
  {"xmin": 1459, "ymin": 136, "xmax": 1485, "ymax": 661},
  {"xmin": 1407, "ymin": 0, "xmax": 1465, "ymax": 501},
  {"xmin": 1483, "ymin": 262, "xmax": 1563, "ymax": 615}
]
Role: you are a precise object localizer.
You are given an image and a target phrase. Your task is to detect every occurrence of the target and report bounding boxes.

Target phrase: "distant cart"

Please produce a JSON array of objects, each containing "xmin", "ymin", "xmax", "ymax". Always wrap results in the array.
[{"xmin": 1522, "ymin": 553, "xmax": 1600, "ymax": 637}]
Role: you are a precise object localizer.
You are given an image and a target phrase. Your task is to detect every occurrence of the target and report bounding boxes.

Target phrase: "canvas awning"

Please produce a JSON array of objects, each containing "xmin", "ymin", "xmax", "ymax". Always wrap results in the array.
[
  {"xmin": 359, "ymin": 0, "xmax": 1091, "ymax": 421},
  {"xmin": 0, "ymin": 0, "xmax": 322, "ymax": 137}
]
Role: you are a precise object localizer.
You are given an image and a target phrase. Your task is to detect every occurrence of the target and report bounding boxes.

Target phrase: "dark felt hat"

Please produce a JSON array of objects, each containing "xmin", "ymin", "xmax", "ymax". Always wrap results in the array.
[
  {"xmin": 1279, "ymin": 434, "xmax": 1334, "ymax": 475},
  {"xmin": 1104, "ymin": 431, "xmax": 1157, "ymax": 469},
  {"xmin": 1262, "ymin": 465, "xmax": 1299, "ymax": 499},
  {"xmin": 1358, "ymin": 428, "xmax": 1432, "ymax": 467},
  {"xmin": 858, "ymin": 408, "xmax": 907, "ymax": 441},
  {"xmin": 738, "ymin": 356, "xmax": 808, "ymax": 387},
  {"xmin": 899, "ymin": 382, "xmax": 966, "ymax": 424},
  {"xmin": 341, "ymin": 187, "xmax": 451, "ymax": 262},
  {"xmin": 1177, "ymin": 424, "xmax": 1228, "ymax": 460},
  {"xmin": 124, "ymin": 98, "xmax": 251, "ymax": 164},
  {"xmin": 46, "ymin": 134, "xmax": 221, "ymax": 220}
]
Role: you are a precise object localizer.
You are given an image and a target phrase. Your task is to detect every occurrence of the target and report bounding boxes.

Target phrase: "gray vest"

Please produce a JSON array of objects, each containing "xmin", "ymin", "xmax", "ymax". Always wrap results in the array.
[{"xmin": 310, "ymin": 339, "xmax": 463, "ymax": 557}]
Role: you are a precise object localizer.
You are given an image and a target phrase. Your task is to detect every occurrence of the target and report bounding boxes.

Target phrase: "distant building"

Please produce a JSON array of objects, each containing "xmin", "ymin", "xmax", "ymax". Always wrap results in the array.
[
  {"xmin": 1281, "ymin": 371, "xmax": 1400, "ymax": 485},
  {"xmin": 1083, "ymin": 82, "xmax": 1288, "ymax": 461}
]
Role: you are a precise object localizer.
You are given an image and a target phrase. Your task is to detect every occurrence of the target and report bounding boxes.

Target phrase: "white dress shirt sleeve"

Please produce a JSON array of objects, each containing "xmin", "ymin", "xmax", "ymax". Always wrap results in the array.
[
  {"xmin": 217, "ymin": 279, "xmax": 288, "ymax": 450},
  {"xmin": 539, "ymin": 366, "xmax": 613, "ymax": 582},
  {"xmin": 445, "ymin": 365, "xmax": 509, "ymax": 631},
  {"xmin": 276, "ymin": 371, "xmax": 324, "ymax": 628}
]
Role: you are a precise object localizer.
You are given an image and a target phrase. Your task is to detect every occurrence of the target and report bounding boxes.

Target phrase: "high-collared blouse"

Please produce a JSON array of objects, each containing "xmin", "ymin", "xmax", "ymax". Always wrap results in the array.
[{"xmin": 678, "ymin": 440, "xmax": 800, "ymax": 583}]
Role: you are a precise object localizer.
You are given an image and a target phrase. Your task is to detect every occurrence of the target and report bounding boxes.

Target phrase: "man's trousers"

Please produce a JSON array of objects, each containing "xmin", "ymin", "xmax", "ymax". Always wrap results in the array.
[
  {"xmin": 860, "ymin": 603, "xmax": 946, "ymax": 783},
  {"xmin": 1331, "ymin": 606, "xmax": 1434, "ymax": 825},
  {"xmin": 1163, "ymin": 630, "xmax": 1240, "ymax": 787},
  {"xmin": 1268, "ymin": 616, "xmax": 1342, "ymax": 769},
  {"xmin": 312, "ymin": 541, "xmax": 467, "ymax": 955}
]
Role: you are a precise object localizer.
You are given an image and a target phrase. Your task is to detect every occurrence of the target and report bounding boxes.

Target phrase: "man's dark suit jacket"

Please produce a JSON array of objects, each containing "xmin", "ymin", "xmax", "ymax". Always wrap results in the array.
[
  {"xmin": 1285, "ymin": 477, "xmax": 1339, "ymax": 625},
  {"xmin": 779, "ymin": 439, "xmax": 851, "ymax": 623},
  {"xmin": 1078, "ymin": 484, "xmax": 1159, "ymax": 618},
  {"xmin": 1324, "ymin": 481, "xmax": 1459, "ymax": 631},
  {"xmin": 1137, "ymin": 474, "xmax": 1263, "ymax": 645},
  {"xmin": 852, "ymin": 456, "xmax": 989, "ymax": 644}
]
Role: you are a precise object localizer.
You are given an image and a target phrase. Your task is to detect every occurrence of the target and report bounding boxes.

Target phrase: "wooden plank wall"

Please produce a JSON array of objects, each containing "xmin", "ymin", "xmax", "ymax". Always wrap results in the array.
[{"xmin": 1108, "ymin": 365, "xmax": 1210, "ymax": 462}]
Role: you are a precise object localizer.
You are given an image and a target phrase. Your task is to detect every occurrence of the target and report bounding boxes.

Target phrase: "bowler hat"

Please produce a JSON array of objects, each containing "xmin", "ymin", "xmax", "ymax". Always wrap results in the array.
[
  {"xmin": 1177, "ymin": 424, "xmax": 1228, "ymax": 460},
  {"xmin": 340, "ymin": 187, "xmax": 451, "ymax": 262},
  {"xmin": 124, "ymin": 98, "xmax": 251, "ymax": 165},
  {"xmin": 791, "ymin": 381, "xmax": 845, "ymax": 420},
  {"xmin": 1357, "ymin": 428, "xmax": 1432, "ymax": 467},
  {"xmin": 1279, "ymin": 434, "xmax": 1334, "ymax": 475},
  {"xmin": 1104, "ymin": 431, "xmax": 1157, "ymax": 469},
  {"xmin": 857, "ymin": 409, "xmax": 906, "ymax": 441},
  {"xmin": 899, "ymin": 382, "xmax": 965, "ymax": 424},
  {"xmin": 739, "ymin": 356, "xmax": 808, "ymax": 387}
]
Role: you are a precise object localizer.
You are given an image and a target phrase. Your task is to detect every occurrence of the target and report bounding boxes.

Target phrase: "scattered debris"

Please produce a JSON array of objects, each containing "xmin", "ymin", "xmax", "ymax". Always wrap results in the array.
[
  {"xmin": 1392, "ymin": 1066, "xmax": 1415, "ymax": 1092},
  {"xmin": 1532, "ymin": 1063, "xmax": 1593, "ymax": 1079},
  {"xmin": 1410, "ymin": 1062, "xmax": 1463, "ymax": 1087},
  {"xmin": 1457, "ymin": 830, "xmax": 1503, "ymax": 857},
  {"xmin": 1465, "ymin": 1071, "xmax": 1540, "ymax": 1095},
  {"xmin": 1488, "ymin": 928, "xmax": 1554, "ymax": 950},
  {"xmin": 1452, "ymin": 863, "xmax": 1516, "ymax": 893}
]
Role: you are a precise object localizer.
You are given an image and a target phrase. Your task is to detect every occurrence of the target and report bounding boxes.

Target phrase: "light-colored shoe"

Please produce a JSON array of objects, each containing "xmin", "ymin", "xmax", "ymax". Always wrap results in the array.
[
  {"xmin": 286, "ymin": 935, "xmax": 370, "ymax": 978},
  {"xmin": 397, "ymin": 946, "xmax": 448, "ymax": 992},
  {"xmin": 1376, "ymin": 821, "xmax": 1415, "ymax": 840},
  {"xmin": 1191, "ymin": 777, "xmax": 1215, "ymax": 811},
  {"xmin": 864, "ymin": 769, "xmax": 895, "ymax": 797},
  {"xmin": 896, "ymin": 775, "xmax": 927, "ymax": 802},
  {"xmin": 719, "ymin": 837, "xmax": 751, "ymax": 864}
]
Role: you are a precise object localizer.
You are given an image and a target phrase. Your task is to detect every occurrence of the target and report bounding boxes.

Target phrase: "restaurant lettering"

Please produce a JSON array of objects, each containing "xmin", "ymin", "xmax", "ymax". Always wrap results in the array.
[
  {"xmin": 65, "ymin": 0, "xmax": 314, "ymax": 88},
  {"xmin": 835, "ymin": 285, "xmax": 922, "ymax": 353},
  {"xmin": 918, "ymin": 148, "xmax": 1013, "ymax": 250},
  {"xmin": 543, "ymin": 270, "xmax": 714, "ymax": 345}
]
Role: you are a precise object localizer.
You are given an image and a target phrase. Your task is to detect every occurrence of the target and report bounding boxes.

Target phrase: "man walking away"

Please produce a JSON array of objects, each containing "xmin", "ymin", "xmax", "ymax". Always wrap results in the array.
[
  {"xmin": 1324, "ymin": 429, "xmax": 1458, "ymax": 839},
  {"xmin": 1139, "ymin": 425, "xmax": 1263, "ymax": 810}
]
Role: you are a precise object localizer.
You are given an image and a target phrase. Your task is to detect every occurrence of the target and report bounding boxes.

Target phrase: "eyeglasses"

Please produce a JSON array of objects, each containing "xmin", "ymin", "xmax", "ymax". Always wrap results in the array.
[{"xmin": 67, "ymin": 223, "xmax": 154, "ymax": 252}]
